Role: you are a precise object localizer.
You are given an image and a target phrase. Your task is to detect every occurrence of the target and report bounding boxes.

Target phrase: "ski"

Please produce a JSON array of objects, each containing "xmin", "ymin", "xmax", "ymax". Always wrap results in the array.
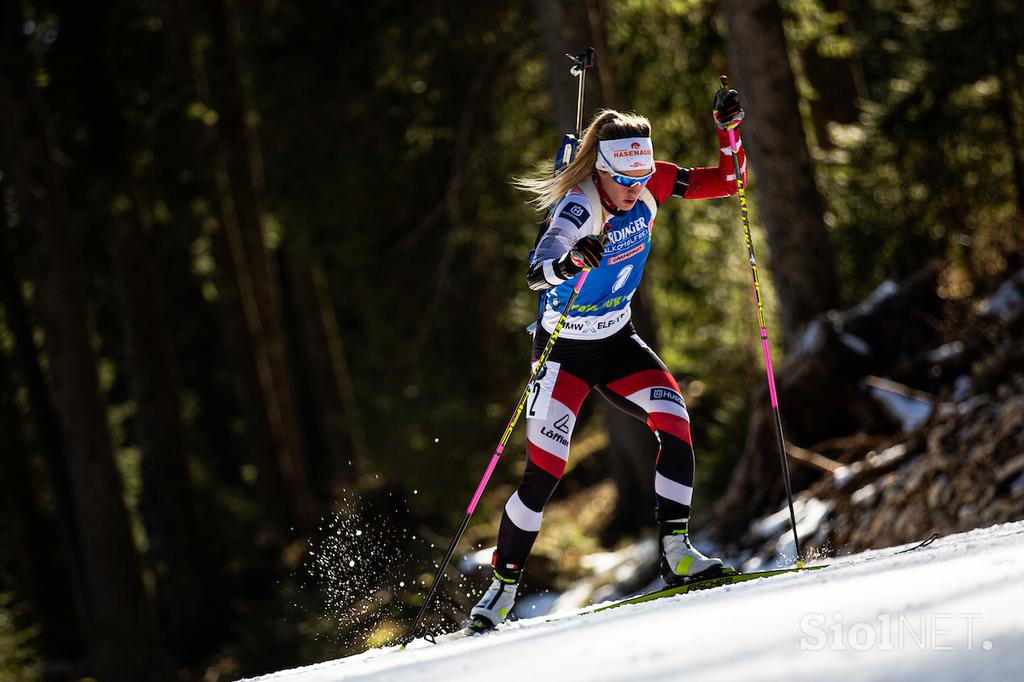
[
  {"xmin": 415, "ymin": 564, "xmax": 828, "ymax": 646},
  {"xmin": 588, "ymin": 532, "xmax": 939, "ymax": 616},
  {"xmin": 593, "ymin": 563, "xmax": 828, "ymax": 613}
]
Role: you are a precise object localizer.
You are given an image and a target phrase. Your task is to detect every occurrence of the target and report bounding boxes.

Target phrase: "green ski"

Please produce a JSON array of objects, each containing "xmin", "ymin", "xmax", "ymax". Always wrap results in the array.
[
  {"xmin": 418, "ymin": 564, "xmax": 828, "ymax": 645},
  {"xmin": 593, "ymin": 564, "xmax": 829, "ymax": 613}
]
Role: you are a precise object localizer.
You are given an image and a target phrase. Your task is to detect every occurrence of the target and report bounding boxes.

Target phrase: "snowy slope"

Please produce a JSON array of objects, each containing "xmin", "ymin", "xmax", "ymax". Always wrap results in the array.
[{"xmin": 244, "ymin": 521, "xmax": 1024, "ymax": 682}]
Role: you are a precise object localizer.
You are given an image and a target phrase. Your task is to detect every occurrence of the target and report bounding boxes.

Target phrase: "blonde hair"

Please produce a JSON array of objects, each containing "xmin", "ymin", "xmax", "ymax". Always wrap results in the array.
[{"xmin": 514, "ymin": 109, "xmax": 653, "ymax": 212}]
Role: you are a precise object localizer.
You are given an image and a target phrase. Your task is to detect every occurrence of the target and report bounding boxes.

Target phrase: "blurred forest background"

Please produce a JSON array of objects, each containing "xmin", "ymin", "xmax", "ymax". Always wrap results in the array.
[{"xmin": 1, "ymin": 0, "xmax": 1021, "ymax": 680}]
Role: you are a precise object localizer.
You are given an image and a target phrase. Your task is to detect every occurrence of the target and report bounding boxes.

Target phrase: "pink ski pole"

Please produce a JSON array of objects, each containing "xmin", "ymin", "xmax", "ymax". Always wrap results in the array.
[{"xmin": 719, "ymin": 75, "xmax": 802, "ymax": 566}]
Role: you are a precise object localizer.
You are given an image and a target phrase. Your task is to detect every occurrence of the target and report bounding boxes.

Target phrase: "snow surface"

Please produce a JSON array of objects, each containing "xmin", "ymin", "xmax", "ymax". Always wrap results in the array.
[{"xmin": 243, "ymin": 521, "xmax": 1024, "ymax": 682}]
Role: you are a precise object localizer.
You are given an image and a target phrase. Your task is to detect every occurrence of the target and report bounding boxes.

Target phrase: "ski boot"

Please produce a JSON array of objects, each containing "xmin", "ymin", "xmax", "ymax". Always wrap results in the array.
[
  {"xmin": 660, "ymin": 526, "xmax": 727, "ymax": 586},
  {"xmin": 467, "ymin": 555, "xmax": 522, "ymax": 634}
]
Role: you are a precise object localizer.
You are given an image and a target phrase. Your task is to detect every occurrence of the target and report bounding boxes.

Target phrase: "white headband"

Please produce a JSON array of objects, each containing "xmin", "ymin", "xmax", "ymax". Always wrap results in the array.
[{"xmin": 595, "ymin": 137, "xmax": 654, "ymax": 173}]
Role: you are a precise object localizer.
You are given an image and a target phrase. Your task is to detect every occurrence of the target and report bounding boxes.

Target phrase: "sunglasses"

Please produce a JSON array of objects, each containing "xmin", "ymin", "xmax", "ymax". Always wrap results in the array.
[{"xmin": 598, "ymin": 149, "xmax": 655, "ymax": 187}]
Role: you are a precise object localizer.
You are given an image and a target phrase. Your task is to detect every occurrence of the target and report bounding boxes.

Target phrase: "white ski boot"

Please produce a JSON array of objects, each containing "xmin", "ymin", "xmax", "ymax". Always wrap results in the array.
[
  {"xmin": 661, "ymin": 531, "xmax": 725, "ymax": 586},
  {"xmin": 468, "ymin": 569, "xmax": 519, "ymax": 633}
]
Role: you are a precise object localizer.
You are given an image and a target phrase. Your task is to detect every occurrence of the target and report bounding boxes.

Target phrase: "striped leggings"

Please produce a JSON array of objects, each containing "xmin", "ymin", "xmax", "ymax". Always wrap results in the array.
[{"xmin": 495, "ymin": 324, "xmax": 696, "ymax": 569}]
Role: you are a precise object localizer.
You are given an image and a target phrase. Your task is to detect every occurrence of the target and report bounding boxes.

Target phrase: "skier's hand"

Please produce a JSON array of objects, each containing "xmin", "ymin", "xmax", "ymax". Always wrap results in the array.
[
  {"xmin": 557, "ymin": 234, "xmax": 604, "ymax": 276},
  {"xmin": 714, "ymin": 88, "xmax": 744, "ymax": 130},
  {"xmin": 569, "ymin": 234, "xmax": 605, "ymax": 269}
]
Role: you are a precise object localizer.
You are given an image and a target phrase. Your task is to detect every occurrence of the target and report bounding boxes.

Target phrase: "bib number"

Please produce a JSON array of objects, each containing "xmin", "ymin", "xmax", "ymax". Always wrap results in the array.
[{"xmin": 526, "ymin": 360, "xmax": 561, "ymax": 420}]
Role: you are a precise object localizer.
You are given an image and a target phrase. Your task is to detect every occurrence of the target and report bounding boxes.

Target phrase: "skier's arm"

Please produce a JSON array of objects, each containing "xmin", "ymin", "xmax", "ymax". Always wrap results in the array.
[
  {"xmin": 526, "ymin": 196, "xmax": 603, "ymax": 291},
  {"xmin": 645, "ymin": 128, "xmax": 746, "ymax": 203},
  {"xmin": 675, "ymin": 126, "xmax": 746, "ymax": 200},
  {"xmin": 648, "ymin": 88, "xmax": 747, "ymax": 202}
]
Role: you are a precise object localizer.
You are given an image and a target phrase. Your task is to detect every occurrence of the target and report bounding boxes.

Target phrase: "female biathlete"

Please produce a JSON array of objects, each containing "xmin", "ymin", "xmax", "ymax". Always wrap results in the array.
[{"xmin": 470, "ymin": 89, "xmax": 747, "ymax": 630}]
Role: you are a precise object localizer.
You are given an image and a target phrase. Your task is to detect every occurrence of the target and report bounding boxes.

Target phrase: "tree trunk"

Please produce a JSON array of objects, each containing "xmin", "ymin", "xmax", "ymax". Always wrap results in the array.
[
  {"xmin": 797, "ymin": 0, "xmax": 867, "ymax": 149},
  {"xmin": 162, "ymin": 0, "xmax": 285, "ymax": 526},
  {"xmin": 719, "ymin": 0, "xmax": 842, "ymax": 346},
  {"xmin": 109, "ymin": 191, "xmax": 221, "ymax": 661},
  {"xmin": 986, "ymin": 0, "xmax": 1024, "ymax": 220},
  {"xmin": 0, "ymin": 5, "xmax": 170, "ymax": 678},
  {"xmin": 162, "ymin": 0, "xmax": 314, "ymax": 533},
  {"xmin": 0, "ymin": 187, "xmax": 89, "ymax": 652},
  {"xmin": 586, "ymin": 0, "xmax": 621, "ymax": 111},
  {"xmin": 532, "ymin": 0, "xmax": 607, "ymax": 134},
  {"xmin": 286, "ymin": 255, "xmax": 369, "ymax": 490},
  {"xmin": 60, "ymin": 3, "xmax": 222, "ymax": 660},
  {"xmin": 204, "ymin": 0, "xmax": 314, "ymax": 532},
  {"xmin": 0, "ymin": 346, "xmax": 83, "ymax": 661}
]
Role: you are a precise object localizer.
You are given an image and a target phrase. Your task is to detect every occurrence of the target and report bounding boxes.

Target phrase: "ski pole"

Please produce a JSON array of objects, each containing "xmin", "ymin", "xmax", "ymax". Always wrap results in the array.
[
  {"xmin": 404, "ymin": 269, "xmax": 593, "ymax": 645},
  {"xmin": 403, "ymin": 49, "xmax": 597, "ymax": 646},
  {"xmin": 718, "ymin": 75, "xmax": 803, "ymax": 567}
]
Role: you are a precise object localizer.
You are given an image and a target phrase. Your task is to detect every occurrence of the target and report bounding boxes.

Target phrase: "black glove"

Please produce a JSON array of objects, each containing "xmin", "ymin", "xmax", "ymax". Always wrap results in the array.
[
  {"xmin": 713, "ymin": 88, "xmax": 744, "ymax": 130},
  {"xmin": 555, "ymin": 234, "xmax": 604, "ymax": 278}
]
